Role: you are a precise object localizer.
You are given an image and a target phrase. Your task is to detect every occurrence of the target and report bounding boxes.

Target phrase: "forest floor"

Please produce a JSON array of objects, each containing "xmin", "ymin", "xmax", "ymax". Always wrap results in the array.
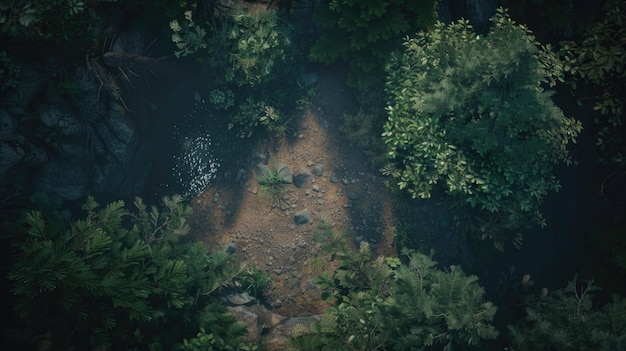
[{"xmin": 187, "ymin": 66, "xmax": 397, "ymax": 316}]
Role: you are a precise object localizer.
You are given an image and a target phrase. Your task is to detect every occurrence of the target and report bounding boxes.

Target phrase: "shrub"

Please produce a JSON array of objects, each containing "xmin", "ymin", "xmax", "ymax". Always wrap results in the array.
[{"xmin": 382, "ymin": 9, "xmax": 582, "ymax": 248}]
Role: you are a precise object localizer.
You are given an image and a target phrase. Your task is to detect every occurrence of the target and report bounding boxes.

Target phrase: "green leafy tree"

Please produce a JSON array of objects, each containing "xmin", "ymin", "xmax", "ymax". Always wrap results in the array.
[
  {"xmin": 382, "ymin": 8, "xmax": 582, "ymax": 248},
  {"xmin": 7, "ymin": 195, "xmax": 251, "ymax": 351},
  {"xmin": 170, "ymin": 5, "xmax": 293, "ymax": 87},
  {"xmin": 508, "ymin": 276, "xmax": 626, "ymax": 350},
  {"xmin": 310, "ymin": 0, "xmax": 438, "ymax": 88},
  {"xmin": 289, "ymin": 244, "xmax": 498, "ymax": 350},
  {"xmin": 558, "ymin": 0, "xmax": 626, "ymax": 166}
]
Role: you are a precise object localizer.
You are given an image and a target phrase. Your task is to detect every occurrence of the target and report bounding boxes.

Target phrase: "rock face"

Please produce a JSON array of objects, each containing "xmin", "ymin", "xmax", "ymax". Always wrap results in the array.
[
  {"xmin": 0, "ymin": 32, "xmax": 154, "ymax": 200},
  {"xmin": 225, "ymin": 293, "xmax": 321, "ymax": 349}
]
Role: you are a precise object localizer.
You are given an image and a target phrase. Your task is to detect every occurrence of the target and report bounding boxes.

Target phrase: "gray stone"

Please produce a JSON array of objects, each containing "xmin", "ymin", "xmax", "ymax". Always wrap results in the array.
[
  {"xmin": 312, "ymin": 163, "xmax": 324, "ymax": 176},
  {"xmin": 329, "ymin": 176, "xmax": 340, "ymax": 184},
  {"xmin": 294, "ymin": 208, "xmax": 310, "ymax": 225},
  {"xmin": 292, "ymin": 168, "xmax": 309, "ymax": 188},
  {"xmin": 276, "ymin": 163, "xmax": 293, "ymax": 184},
  {"xmin": 301, "ymin": 72, "xmax": 319, "ymax": 87},
  {"xmin": 255, "ymin": 164, "xmax": 271, "ymax": 183},
  {"xmin": 224, "ymin": 292, "xmax": 256, "ymax": 306},
  {"xmin": 229, "ymin": 304, "xmax": 287, "ymax": 344},
  {"xmin": 223, "ymin": 242, "xmax": 237, "ymax": 254},
  {"xmin": 227, "ymin": 306, "xmax": 262, "ymax": 343},
  {"xmin": 312, "ymin": 185, "xmax": 320, "ymax": 192},
  {"xmin": 265, "ymin": 316, "xmax": 322, "ymax": 350},
  {"xmin": 253, "ymin": 151, "xmax": 269, "ymax": 164}
]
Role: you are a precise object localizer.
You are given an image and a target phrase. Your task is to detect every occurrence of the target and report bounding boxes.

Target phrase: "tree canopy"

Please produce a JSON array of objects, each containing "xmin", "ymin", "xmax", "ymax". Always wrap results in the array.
[
  {"xmin": 289, "ymin": 243, "xmax": 498, "ymax": 350},
  {"xmin": 7, "ymin": 195, "xmax": 253, "ymax": 351},
  {"xmin": 310, "ymin": 0, "xmax": 438, "ymax": 89},
  {"xmin": 382, "ymin": 9, "xmax": 582, "ymax": 247}
]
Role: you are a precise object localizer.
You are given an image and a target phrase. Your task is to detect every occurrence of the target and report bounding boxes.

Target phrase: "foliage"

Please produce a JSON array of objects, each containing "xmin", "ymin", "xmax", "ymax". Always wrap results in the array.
[
  {"xmin": 208, "ymin": 87, "xmax": 235, "ymax": 111},
  {"xmin": 228, "ymin": 97, "xmax": 290, "ymax": 139},
  {"xmin": 233, "ymin": 266, "xmax": 270, "ymax": 299},
  {"xmin": 505, "ymin": 0, "xmax": 577, "ymax": 40},
  {"xmin": 257, "ymin": 163, "xmax": 289, "ymax": 208},
  {"xmin": 310, "ymin": 0, "xmax": 438, "ymax": 89},
  {"xmin": 7, "ymin": 195, "xmax": 253, "ymax": 351},
  {"xmin": 558, "ymin": 0, "xmax": 626, "ymax": 166},
  {"xmin": 508, "ymin": 276, "xmax": 626, "ymax": 350},
  {"xmin": 171, "ymin": 5, "xmax": 293, "ymax": 87},
  {"xmin": 382, "ymin": 9, "xmax": 582, "ymax": 248},
  {"xmin": 170, "ymin": 4, "xmax": 305, "ymax": 139},
  {"xmin": 170, "ymin": 9, "xmax": 208, "ymax": 58},
  {"xmin": 290, "ymin": 244, "xmax": 498, "ymax": 350},
  {"xmin": 339, "ymin": 88, "xmax": 389, "ymax": 167},
  {"xmin": 0, "ymin": 0, "xmax": 96, "ymax": 42},
  {"xmin": 122, "ymin": 0, "xmax": 190, "ymax": 18}
]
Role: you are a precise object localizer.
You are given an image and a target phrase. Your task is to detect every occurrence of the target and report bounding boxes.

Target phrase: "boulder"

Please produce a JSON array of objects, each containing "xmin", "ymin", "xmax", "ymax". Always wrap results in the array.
[
  {"xmin": 276, "ymin": 163, "xmax": 293, "ymax": 184},
  {"xmin": 255, "ymin": 164, "xmax": 271, "ymax": 182},
  {"xmin": 227, "ymin": 306, "xmax": 263, "ymax": 344},
  {"xmin": 311, "ymin": 163, "xmax": 324, "ymax": 176},
  {"xmin": 265, "ymin": 316, "xmax": 322, "ymax": 350},
  {"xmin": 227, "ymin": 303, "xmax": 287, "ymax": 345},
  {"xmin": 292, "ymin": 168, "xmax": 310, "ymax": 188}
]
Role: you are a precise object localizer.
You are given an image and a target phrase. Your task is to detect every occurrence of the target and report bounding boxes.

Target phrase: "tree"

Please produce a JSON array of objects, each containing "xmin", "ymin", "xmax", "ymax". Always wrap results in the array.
[
  {"xmin": 508, "ymin": 276, "xmax": 626, "ymax": 350},
  {"xmin": 310, "ymin": 0, "xmax": 438, "ymax": 89},
  {"xmin": 558, "ymin": 0, "xmax": 626, "ymax": 166},
  {"xmin": 382, "ymin": 8, "xmax": 582, "ymax": 248},
  {"xmin": 289, "ymin": 244, "xmax": 498, "ymax": 350},
  {"xmin": 7, "ymin": 195, "xmax": 253, "ymax": 351}
]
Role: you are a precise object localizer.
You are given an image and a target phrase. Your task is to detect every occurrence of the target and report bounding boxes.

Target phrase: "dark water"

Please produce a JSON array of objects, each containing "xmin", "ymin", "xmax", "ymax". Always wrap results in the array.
[{"xmin": 142, "ymin": 81, "xmax": 222, "ymax": 204}]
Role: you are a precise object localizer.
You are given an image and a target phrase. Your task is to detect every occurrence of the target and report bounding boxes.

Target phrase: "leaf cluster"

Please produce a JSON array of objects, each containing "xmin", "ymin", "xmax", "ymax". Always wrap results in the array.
[
  {"xmin": 310, "ymin": 0, "xmax": 438, "ymax": 89},
  {"xmin": 290, "ymin": 243, "xmax": 498, "ymax": 350},
  {"xmin": 557, "ymin": 0, "xmax": 626, "ymax": 166},
  {"xmin": 0, "ymin": 0, "xmax": 97, "ymax": 43},
  {"xmin": 7, "ymin": 195, "xmax": 251, "ymax": 350},
  {"xmin": 508, "ymin": 276, "xmax": 626, "ymax": 350},
  {"xmin": 382, "ymin": 8, "xmax": 582, "ymax": 247}
]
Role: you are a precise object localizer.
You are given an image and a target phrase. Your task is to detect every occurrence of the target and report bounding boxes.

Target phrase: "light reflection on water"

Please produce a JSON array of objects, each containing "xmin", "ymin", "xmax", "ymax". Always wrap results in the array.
[{"xmin": 169, "ymin": 95, "xmax": 221, "ymax": 200}]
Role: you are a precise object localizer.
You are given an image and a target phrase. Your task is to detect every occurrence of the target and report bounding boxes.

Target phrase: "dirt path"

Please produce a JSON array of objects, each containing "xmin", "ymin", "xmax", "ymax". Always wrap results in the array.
[{"xmin": 188, "ymin": 67, "xmax": 396, "ymax": 316}]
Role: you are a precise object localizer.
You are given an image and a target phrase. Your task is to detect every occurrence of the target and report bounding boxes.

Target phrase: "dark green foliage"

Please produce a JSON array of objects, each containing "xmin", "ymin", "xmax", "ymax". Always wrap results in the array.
[
  {"xmin": 171, "ymin": 5, "xmax": 293, "ymax": 87},
  {"xmin": 558, "ymin": 0, "xmax": 626, "ymax": 166},
  {"xmin": 505, "ymin": 0, "xmax": 577, "ymax": 40},
  {"xmin": 170, "ymin": 5, "xmax": 306, "ymax": 139},
  {"xmin": 0, "ymin": 0, "xmax": 97, "ymax": 42},
  {"xmin": 339, "ymin": 88, "xmax": 390, "ymax": 167},
  {"xmin": 290, "ymin": 243, "xmax": 498, "ymax": 350},
  {"xmin": 310, "ymin": 0, "xmax": 438, "ymax": 89},
  {"xmin": 382, "ymin": 9, "xmax": 582, "ymax": 248},
  {"xmin": 7, "ymin": 195, "xmax": 249, "ymax": 351},
  {"xmin": 508, "ymin": 276, "xmax": 626, "ymax": 350}
]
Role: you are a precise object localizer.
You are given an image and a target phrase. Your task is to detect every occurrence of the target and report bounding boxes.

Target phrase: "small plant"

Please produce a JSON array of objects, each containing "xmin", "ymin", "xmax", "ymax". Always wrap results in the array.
[
  {"xmin": 260, "ymin": 105, "xmax": 289, "ymax": 138},
  {"xmin": 304, "ymin": 255, "xmax": 327, "ymax": 276},
  {"xmin": 208, "ymin": 87, "xmax": 234, "ymax": 110},
  {"xmin": 170, "ymin": 9, "xmax": 207, "ymax": 58},
  {"xmin": 296, "ymin": 82, "xmax": 318, "ymax": 108},
  {"xmin": 257, "ymin": 166, "xmax": 288, "ymax": 208},
  {"xmin": 230, "ymin": 97, "xmax": 265, "ymax": 138},
  {"xmin": 235, "ymin": 266, "xmax": 270, "ymax": 298}
]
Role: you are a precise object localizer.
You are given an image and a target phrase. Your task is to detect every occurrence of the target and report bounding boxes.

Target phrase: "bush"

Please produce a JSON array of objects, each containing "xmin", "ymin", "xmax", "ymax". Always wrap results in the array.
[
  {"xmin": 6, "ymin": 195, "xmax": 253, "ymax": 350},
  {"xmin": 382, "ymin": 9, "xmax": 582, "ymax": 248}
]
